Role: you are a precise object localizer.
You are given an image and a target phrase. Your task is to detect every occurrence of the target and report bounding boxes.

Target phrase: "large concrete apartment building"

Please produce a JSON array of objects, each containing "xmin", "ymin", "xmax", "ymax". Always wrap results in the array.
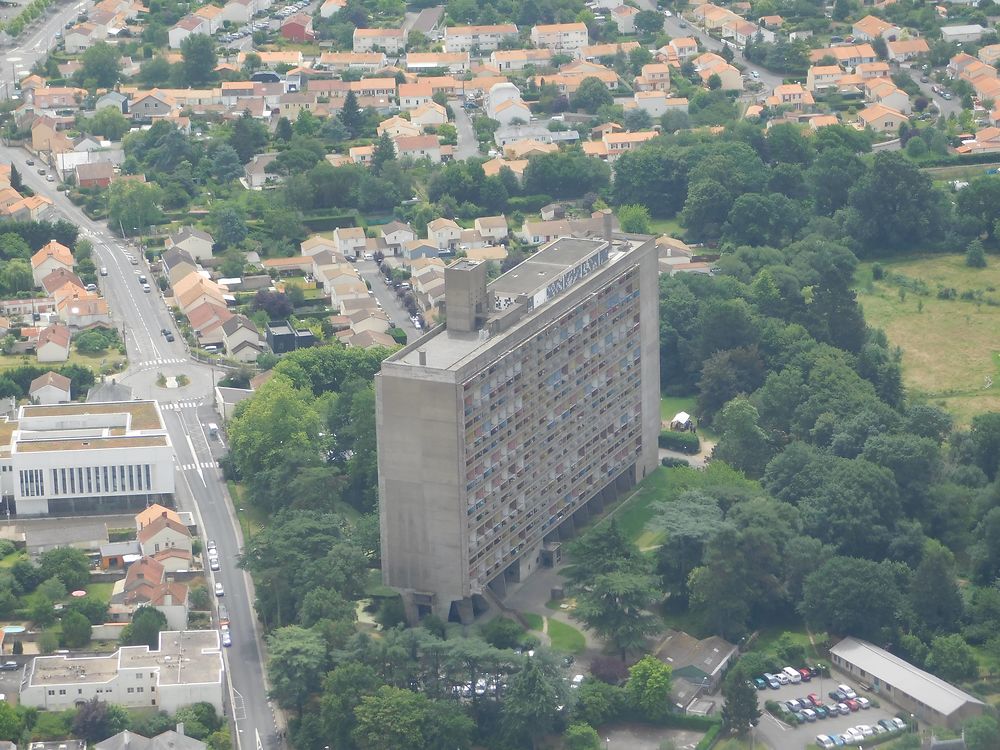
[{"xmin": 376, "ymin": 233, "xmax": 660, "ymax": 623}]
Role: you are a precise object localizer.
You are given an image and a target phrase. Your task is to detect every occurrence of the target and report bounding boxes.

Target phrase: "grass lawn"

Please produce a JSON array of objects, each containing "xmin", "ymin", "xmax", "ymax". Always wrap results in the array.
[
  {"xmin": 659, "ymin": 394, "xmax": 718, "ymax": 441},
  {"xmin": 522, "ymin": 612, "xmax": 543, "ymax": 631},
  {"xmin": 856, "ymin": 254, "xmax": 1000, "ymax": 426},
  {"xmin": 0, "ymin": 551, "xmax": 26, "ymax": 569},
  {"xmin": 611, "ymin": 463, "xmax": 758, "ymax": 549},
  {"xmin": 0, "ymin": 350, "xmax": 126, "ymax": 375},
  {"xmin": 85, "ymin": 582, "xmax": 115, "ymax": 603},
  {"xmin": 647, "ymin": 217, "xmax": 684, "ymax": 237},
  {"xmin": 546, "ymin": 618, "xmax": 586, "ymax": 654}
]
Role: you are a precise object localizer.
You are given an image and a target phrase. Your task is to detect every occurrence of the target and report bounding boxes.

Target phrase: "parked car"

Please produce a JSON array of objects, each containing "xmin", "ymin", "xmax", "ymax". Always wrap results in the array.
[
  {"xmin": 816, "ymin": 736, "xmax": 835, "ymax": 749},
  {"xmin": 878, "ymin": 719, "xmax": 897, "ymax": 732},
  {"xmin": 845, "ymin": 699, "xmax": 860, "ymax": 712},
  {"xmin": 214, "ymin": 582, "xmax": 225, "ymax": 597},
  {"xmin": 786, "ymin": 699, "xmax": 801, "ymax": 712},
  {"xmin": 829, "ymin": 689, "xmax": 846, "ymax": 702},
  {"xmin": 0, "ymin": 662, "xmax": 18, "ymax": 671},
  {"xmin": 222, "ymin": 630, "xmax": 232, "ymax": 647},
  {"xmin": 807, "ymin": 693, "xmax": 821, "ymax": 706},
  {"xmin": 856, "ymin": 725, "xmax": 874, "ymax": 737},
  {"xmin": 856, "ymin": 697, "xmax": 871, "ymax": 710},
  {"xmin": 838, "ymin": 684, "xmax": 857, "ymax": 699},
  {"xmin": 891, "ymin": 718, "xmax": 906, "ymax": 730},
  {"xmin": 815, "ymin": 706, "xmax": 829, "ymax": 719},
  {"xmin": 753, "ymin": 677, "xmax": 767, "ymax": 690},
  {"xmin": 765, "ymin": 674, "xmax": 780, "ymax": 689},
  {"xmin": 799, "ymin": 668, "xmax": 812, "ymax": 682},
  {"xmin": 802, "ymin": 709, "xmax": 817, "ymax": 722},
  {"xmin": 210, "ymin": 558, "xmax": 220, "ymax": 571},
  {"xmin": 836, "ymin": 703, "xmax": 850, "ymax": 715},
  {"xmin": 845, "ymin": 728, "xmax": 864, "ymax": 742}
]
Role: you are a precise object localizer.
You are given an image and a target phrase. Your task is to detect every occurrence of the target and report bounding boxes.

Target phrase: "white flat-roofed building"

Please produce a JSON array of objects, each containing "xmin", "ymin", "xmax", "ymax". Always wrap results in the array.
[
  {"xmin": 21, "ymin": 630, "xmax": 223, "ymax": 714},
  {"xmin": 1, "ymin": 401, "xmax": 175, "ymax": 517}
]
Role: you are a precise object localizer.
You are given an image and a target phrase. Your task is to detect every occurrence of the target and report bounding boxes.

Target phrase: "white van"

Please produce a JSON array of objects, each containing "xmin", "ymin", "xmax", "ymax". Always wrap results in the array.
[
  {"xmin": 207, "ymin": 423, "xmax": 219, "ymax": 439},
  {"xmin": 783, "ymin": 666, "xmax": 803, "ymax": 684}
]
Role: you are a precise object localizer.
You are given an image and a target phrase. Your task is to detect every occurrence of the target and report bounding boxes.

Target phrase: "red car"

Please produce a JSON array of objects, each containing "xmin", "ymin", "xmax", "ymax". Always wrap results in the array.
[
  {"xmin": 845, "ymin": 699, "xmax": 860, "ymax": 712},
  {"xmin": 807, "ymin": 693, "xmax": 821, "ymax": 707},
  {"xmin": 799, "ymin": 668, "xmax": 812, "ymax": 682}
]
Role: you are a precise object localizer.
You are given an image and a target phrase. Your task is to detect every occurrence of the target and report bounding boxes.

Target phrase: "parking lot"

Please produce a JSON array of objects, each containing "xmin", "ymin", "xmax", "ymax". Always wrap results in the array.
[
  {"xmin": 754, "ymin": 675, "xmax": 906, "ymax": 750},
  {"xmin": 0, "ymin": 662, "xmax": 25, "ymax": 706}
]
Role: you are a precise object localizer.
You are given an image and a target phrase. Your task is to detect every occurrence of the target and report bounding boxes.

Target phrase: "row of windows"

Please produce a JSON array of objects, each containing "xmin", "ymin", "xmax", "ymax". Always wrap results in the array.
[
  {"xmin": 19, "ymin": 469, "xmax": 44, "ymax": 497},
  {"xmin": 49, "ymin": 464, "xmax": 153, "ymax": 496}
]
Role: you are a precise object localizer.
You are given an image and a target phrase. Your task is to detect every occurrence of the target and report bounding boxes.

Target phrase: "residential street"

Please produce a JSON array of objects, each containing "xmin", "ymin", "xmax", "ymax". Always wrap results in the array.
[
  {"xmin": 0, "ymin": 143, "xmax": 282, "ymax": 750},
  {"xmin": 354, "ymin": 258, "xmax": 420, "ymax": 340},
  {"xmin": 0, "ymin": 0, "xmax": 90, "ymax": 93},
  {"xmin": 901, "ymin": 67, "xmax": 964, "ymax": 120},
  {"xmin": 451, "ymin": 101, "xmax": 480, "ymax": 161}
]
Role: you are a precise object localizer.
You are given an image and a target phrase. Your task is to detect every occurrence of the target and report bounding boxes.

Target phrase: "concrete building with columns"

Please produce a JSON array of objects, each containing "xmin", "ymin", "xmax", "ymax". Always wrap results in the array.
[{"xmin": 376, "ymin": 231, "xmax": 660, "ymax": 623}]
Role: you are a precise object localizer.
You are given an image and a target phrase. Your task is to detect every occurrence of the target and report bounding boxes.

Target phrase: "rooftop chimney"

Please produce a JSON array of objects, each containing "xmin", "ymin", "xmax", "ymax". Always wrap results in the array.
[{"xmin": 602, "ymin": 208, "xmax": 613, "ymax": 241}]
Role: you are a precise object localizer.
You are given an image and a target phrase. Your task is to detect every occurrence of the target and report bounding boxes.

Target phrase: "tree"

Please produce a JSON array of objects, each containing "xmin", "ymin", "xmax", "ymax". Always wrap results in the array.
[
  {"xmin": 211, "ymin": 145, "xmax": 244, "ymax": 183},
  {"xmin": 501, "ymin": 657, "xmax": 561, "ymax": 749},
  {"xmin": 180, "ymin": 35, "xmax": 218, "ymax": 86},
  {"xmin": 909, "ymin": 540, "xmax": 963, "ymax": 636},
  {"xmin": 624, "ymin": 108, "xmax": 652, "ymax": 131},
  {"xmin": 79, "ymin": 42, "xmax": 122, "ymax": 88},
  {"xmin": 321, "ymin": 662, "xmax": 381, "ymax": 748},
  {"xmin": 832, "ymin": 0, "xmax": 850, "ymax": 19},
  {"xmin": 572, "ymin": 77, "xmax": 614, "ymax": 114},
  {"xmin": 800, "ymin": 557, "xmax": 904, "ymax": 642},
  {"xmin": 966, "ymin": 239, "xmax": 987, "ymax": 268},
  {"xmin": 625, "ymin": 656, "xmax": 672, "ymax": 721},
  {"xmin": 352, "ymin": 686, "xmax": 474, "ymax": 750},
  {"xmin": 266, "ymin": 625, "xmax": 328, "ymax": 714},
  {"xmin": 564, "ymin": 723, "xmax": 601, "ymax": 750},
  {"xmin": 212, "ymin": 206, "xmax": 248, "ymax": 248},
  {"xmin": 37, "ymin": 575, "xmax": 67, "ymax": 603},
  {"xmin": 721, "ymin": 675, "xmax": 761, "ymax": 735},
  {"xmin": 87, "ymin": 107, "xmax": 130, "ymax": 140},
  {"xmin": 481, "ymin": 617, "xmax": 526, "ymax": 650},
  {"xmin": 0, "ymin": 259, "xmax": 33, "ymax": 295},
  {"xmin": 120, "ymin": 606, "xmax": 167, "ymax": 648},
  {"xmin": 108, "ymin": 181, "xmax": 162, "ymax": 235},
  {"xmin": 964, "ymin": 716, "xmax": 1000, "ymax": 750},
  {"xmin": 956, "ymin": 175, "xmax": 1000, "ymax": 239},
  {"xmin": 9, "ymin": 165, "xmax": 21, "ymax": 192},
  {"xmin": 0, "ymin": 232, "xmax": 32, "ymax": 260},
  {"xmin": 523, "ymin": 149, "xmax": 610, "ymax": 199},
  {"xmin": 340, "ymin": 90, "xmax": 363, "ymax": 136},
  {"xmin": 618, "ymin": 204, "xmax": 651, "ymax": 233},
  {"xmin": 635, "ymin": 9, "xmax": 664, "ymax": 35},
  {"xmin": 75, "ymin": 329, "xmax": 111, "ymax": 354},
  {"xmin": 707, "ymin": 73, "xmax": 722, "ymax": 90},
  {"xmin": 139, "ymin": 56, "xmax": 172, "ymax": 87},
  {"xmin": 60, "ymin": 610, "xmax": 93, "ymax": 648},
  {"xmin": 711, "ymin": 397, "xmax": 774, "ymax": 476},
  {"xmin": 371, "ymin": 131, "xmax": 396, "ymax": 174},
  {"xmin": 573, "ymin": 570, "xmax": 660, "ymax": 658},
  {"xmin": 0, "ymin": 700, "xmax": 21, "ymax": 741},
  {"xmin": 38, "ymin": 547, "xmax": 90, "ymax": 590},
  {"xmin": 72, "ymin": 698, "xmax": 129, "ymax": 743},
  {"xmin": 925, "ymin": 634, "xmax": 978, "ymax": 682},
  {"xmin": 231, "ymin": 111, "xmax": 269, "ymax": 163}
]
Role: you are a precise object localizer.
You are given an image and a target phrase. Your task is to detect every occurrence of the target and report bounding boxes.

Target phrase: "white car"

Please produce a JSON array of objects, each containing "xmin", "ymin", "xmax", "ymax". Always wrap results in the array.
[
  {"xmin": 891, "ymin": 718, "xmax": 906, "ymax": 730},
  {"xmin": 856, "ymin": 697, "xmax": 871, "ymax": 709},
  {"xmin": 845, "ymin": 727, "xmax": 864, "ymax": 742},
  {"xmin": 214, "ymin": 582, "xmax": 225, "ymax": 597},
  {"xmin": 210, "ymin": 558, "xmax": 220, "ymax": 571},
  {"xmin": 838, "ymin": 684, "xmax": 857, "ymax": 699},
  {"xmin": 815, "ymin": 736, "xmax": 835, "ymax": 750},
  {"xmin": 856, "ymin": 725, "xmax": 874, "ymax": 737}
]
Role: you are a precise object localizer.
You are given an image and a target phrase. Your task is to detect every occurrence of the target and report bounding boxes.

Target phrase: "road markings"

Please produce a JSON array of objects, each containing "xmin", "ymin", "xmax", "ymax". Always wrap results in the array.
[
  {"xmin": 176, "ymin": 462, "xmax": 218, "ymax": 471},
  {"xmin": 161, "ymin": 400, "xmax": 204, "ymax": 411}
]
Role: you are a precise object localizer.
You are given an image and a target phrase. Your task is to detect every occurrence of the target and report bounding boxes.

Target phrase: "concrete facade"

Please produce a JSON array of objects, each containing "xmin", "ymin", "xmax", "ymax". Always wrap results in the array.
[{"xmin": 376, "ymin": 234, "xmax": 660, "ymax": 623}]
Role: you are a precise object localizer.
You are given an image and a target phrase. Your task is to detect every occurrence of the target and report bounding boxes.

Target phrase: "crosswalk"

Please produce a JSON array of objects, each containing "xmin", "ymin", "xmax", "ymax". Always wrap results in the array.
[
  {"xmin": 177, "ymin": 461, "xmax": 219, "ymax": 471},
  {"xmin": 136, "ymin": 357, "xmax": 187, "ymax": 367},
  {"xmin": 160, "ymin": 400, "xmax": 204, "ymax": 411}
]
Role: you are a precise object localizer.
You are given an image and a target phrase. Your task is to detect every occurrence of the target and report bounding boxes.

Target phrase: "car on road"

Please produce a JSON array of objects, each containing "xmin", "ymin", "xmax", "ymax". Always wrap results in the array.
[
  {"xmin": 25, "ymin": 159, "xmax": 34, "ymax": 166},
  {"xmin": 921, "ymin": 75, "xmax": 929, "ymax": 82},
  {"xmin": 0, "ymin": 661, "xmax": 18, "ymax": 671},
  {"xmin": 142, "ymin": 283, "xmax": 151, "ymax": 293},
  {"xmin": 100, "ymin": 267, "xmax": 108, "ymax": 275},
  {"xmin": 678, "ymin": 21, "xmax": 687, "ymax": 27},
  {"xmin": 37, "ymin": 168, "xmax": 46, "ymax": 175},
  {"xmin": 210, "ymin": 558, "xmax": 220, "ymax": 571},
  {"xmin": 161, "ymin": 328, "xmax": 170, "ymax": 336},
  {"xmin": 46, "ymin": 174, "xmax": 55, "ymax": 182},
  {"xmin": 165, "ymin": 332, "xmax": 174, "ymax": 341},
  {"xmin": 214, "ymin": 582, "xmax": 224, "ymax": 597},
  {"xmin": 222, "ymin": 630, "xmax": 232, "ymax": 647},
  {"xmin": 208, "ymin": 539, "xmax": 217, "ymax": 551},
  {"xmin": 751, "ymin": 70, "xmax": 760, "ymax": 79}
]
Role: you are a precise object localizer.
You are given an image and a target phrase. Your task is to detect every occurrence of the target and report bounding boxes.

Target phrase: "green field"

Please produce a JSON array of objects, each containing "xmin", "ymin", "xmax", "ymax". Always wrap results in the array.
[
  {"xmin": 546, "ymin": 618, "xmax": 586, "ymax": 654},
  {"xmin": 522, "ymin": 612, "xmax": 543, "ymax": 631},
  {"xmin": 856, "ymin": 254, "xmax": 1000, "ymax": 425},
  {"xmin": 660, "ymin": 394, "xmax": 718, "ymax": 441}
]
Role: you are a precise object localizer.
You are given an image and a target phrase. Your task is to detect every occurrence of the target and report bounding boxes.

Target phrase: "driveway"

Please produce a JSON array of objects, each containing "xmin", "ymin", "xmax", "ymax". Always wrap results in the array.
[
  {"xmin": 899, "ymin": 66, "xmax": 963, "ymax": 120},
  {"xmin": 353, "ymin": 258, "xmax": 419, "ymax": 341},
  {"xmin": 754, "ymin": 678, "xmax": 904, "ymax": 750}
]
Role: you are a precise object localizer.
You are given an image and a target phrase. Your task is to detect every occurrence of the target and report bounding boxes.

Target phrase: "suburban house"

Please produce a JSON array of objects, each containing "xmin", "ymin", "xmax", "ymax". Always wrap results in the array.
[
  {"xmin": 352, "ymin": 27, "xmax": 405, "ymax": 53},
  {"xmin": 244, "ymin": 153, "xmax": 279, "ymax": 190},
  {"xmin": 886, "ymin": 38, "xmax": 930, "ymax": 61},
  {"xmin": 380, "ymin": 221, "xmax": 417, "ymax": 254},
  {"xmin": 635, "ymin": 62, "xmax": 672, "ymax": 92},
  {"xmin": 187, "ymin": 303, "xmax": 233, "ymax": 347},
  {"xmin": 491, "ymin": 48, "xmax": 554, "ymax": 71},
  {"xmin": 130, "ymin": 90, "xmax": 175, "ymax": 121},
  {"xmin": 36, "ymin": 323, "xmax": 71, "ymax": 363},
  {"xmin": 76, "ymin": 161, "xmax": 114, "ymax": 188},
  {"xmin": 109, "ymin": 555, "xmax": 189, "ymax": 629},
  {"xmin": 668, "ymin": 37, "xmax": 699, "ymax": 60},
  {"xmin": 403, "ymin": 239, "xmax": 439, "ymax": 261},
  {"xmin": 941, "ymin": 24, "xmax": 985, "ymax": 44},
  {"xmin": 193, "ymin": 4, "xmax": 224, "ymax": 32},
  {"xmin": 29, "ymin": 371, "xmax": 71, "ymax": 405},
  {"xmin": 161, "ymin": 248, "xmax": 198, "ymax": 287},
  {"xmin": 766, "ymin": 83, "xmax": 815, "ymax": 111},
  {"xmin": 530, "ymin": 22, "xmax": 589, "ymax": 53},
  {"xmin": 809, "ymin": 44, "xmax": 878, "ymax": 69},
  {"xmin": 281, "ymin": 13, "xmax": 315, "ymax": 41},
  {"xmin": 406, "ymin": 52, "xmax": 470, "ymax": 74},
  {"xmin": 31, "ymin": 240, "xmax": 75, "ymax": 286},
  {"xmin": 611, "ymin": 5, "xmax": 639, "ymax": 34},
  {"xmin": 474, "ymin": 215, "xmax": 509, "ymax": 243},
  {"xmin": 631, "ymin": 91, "xmax": 688, "ymax": 117},
  {"xmin": 852, "ymin": 14, "xmax": 901, "ymax": 40},
  {"xmin": 393, "ymin": 134, "xmax": 444, "ymax": 163},
  {"xmin": 582, "ymin": 130, "xmax": 658, "ymax": 161},
  {"xmin": 97, "ymin": 727, "xmax": 206, "ymax": 750},
  {"xmin": 221, "ymin": 315, "xmax": 262, "ymax": 363},
  {"xmin": 137, "ymin": 509, "xmax": 193, "ymax": 558},
  {"xmin": 165, "ymin": 227, "xmax": 215, "ymax": 262},
  {"xmin": 410, "ymin": 101, "xmax": 448, "ymax": 128},
  {"xmin": 300, "ymin": 234, "xmax": 338, "ymax": 257},
  {"xmin": 398, "ymin": 82, "xmax": 434, "ymax": 110},
  {"xmin": 492, "ymin": 98, "xmax": 533, "ymax": 126},
  {"xmin": 41, "ymin": 268, "xmax": 84, "ymax": 297},
  {"xmin": 173, "ymin": 275, "xmax": 226, "ymax": 315},
  {"xmin": 57, "ymin": 291, "xmax": 111, "ymax": 328},
  {"xmin": 426, "ymin": 218, "xmax": 462, "ymax": 252},
  {"xmin": 333, "ymin": 226, "xmax": 368, "ymax": 258},
  {"xmin": 167, "ymin": 16, "xmax": 208, "ymax": 48},
  {"xmin": 443, "ymin": 24, "xmax": 519, "ymax": 52},
  {"xmin": 858, "ymin": 103, "xmax": 908, "ymax": 132}
]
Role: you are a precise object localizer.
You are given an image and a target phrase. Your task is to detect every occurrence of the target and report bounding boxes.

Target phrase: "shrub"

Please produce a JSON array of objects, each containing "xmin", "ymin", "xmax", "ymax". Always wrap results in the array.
[
  {"xmin": 661, "ymin": 457, "xmax": 689, "ymax": 468},
  {"xmin": 564, "ymin": 723, "xmax": 601, "ymax": 750},
  {"xmin": 658, "ymin": 431, "xmax": 701, "ymax": 454}
]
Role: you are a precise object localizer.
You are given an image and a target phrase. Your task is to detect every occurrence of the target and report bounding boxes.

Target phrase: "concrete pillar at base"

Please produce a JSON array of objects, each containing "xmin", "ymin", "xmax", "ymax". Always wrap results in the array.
[
  {"xmin": 488, "ymin": 574, "xmax": 508, "ymax": 598},
  {"xmin": 454, "ymin": 597, "xmax": 475, "ymax": 625},
  {"xmin": 400, "ymin": 591, "xmax": 421, "ymax": 626}
]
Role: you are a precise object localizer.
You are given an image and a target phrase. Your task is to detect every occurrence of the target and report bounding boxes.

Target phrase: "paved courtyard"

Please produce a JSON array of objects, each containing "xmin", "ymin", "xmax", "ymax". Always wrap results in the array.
[{"xmin": 601, "ymin": 724, "xmax": 703, "ymax": 750}]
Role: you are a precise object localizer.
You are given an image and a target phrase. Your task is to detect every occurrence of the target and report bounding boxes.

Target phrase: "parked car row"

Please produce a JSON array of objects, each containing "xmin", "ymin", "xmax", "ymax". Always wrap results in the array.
[
  {"xmin": 816, "ymin": 719, "xmax": 907, "ymax": 748},
  {"xmin": 752, "ymin": 664, "xmax": 824, "ymax": 689},
  {"xmin": 778, "ymin": 688, "xmax": 872, "ymax": 725}
]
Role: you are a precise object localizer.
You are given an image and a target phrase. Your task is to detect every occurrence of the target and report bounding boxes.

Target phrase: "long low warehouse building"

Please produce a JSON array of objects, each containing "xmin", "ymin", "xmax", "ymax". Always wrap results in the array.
[{"xmin": 829, "ymin": 637, "xmax": 985, "ymax": 730}]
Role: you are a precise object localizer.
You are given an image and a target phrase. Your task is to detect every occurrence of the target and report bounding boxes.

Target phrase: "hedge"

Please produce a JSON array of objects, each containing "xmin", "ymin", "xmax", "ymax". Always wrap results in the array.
[
  {"xmin": 506, "ymin": 194, "xmax": 554, "ymax": 213},
  {"xmin": 300, "ymin": 213, "xmax": 358, "ymax": 232},
  {"xmin": 658, "ymin": 430, "xmax": 701, "ymax": 454},
  {"xmin": 663, "ymin": 713, "xmax": 721, "ymax": 731},
  {"xmin": 693, "ymin": 724, "xmax": 722, "ymax": 750}
]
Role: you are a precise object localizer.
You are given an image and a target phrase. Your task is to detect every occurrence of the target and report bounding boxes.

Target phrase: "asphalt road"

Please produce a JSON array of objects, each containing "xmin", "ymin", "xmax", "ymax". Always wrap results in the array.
[
  {"xmin": 0, "ymin": 0, "xmax": 90, "ymax": 96},
  {"xmin": 0, "ymin": 144, "xmax": 281, "ymax": 750},
  {"xmin": 901, "ymin": 67, "xmax": 964, "ymax": 120},
  {"xmin": 354, "ymin": 258, "xmax": 420, "ymax": 340},
  {"xmin": 451, "ymin": 102, "xmax": 481, "ymax": 161},
  {"xmin": 662, "ymin": 14, "xmax": 785, "ymax": 94}
]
